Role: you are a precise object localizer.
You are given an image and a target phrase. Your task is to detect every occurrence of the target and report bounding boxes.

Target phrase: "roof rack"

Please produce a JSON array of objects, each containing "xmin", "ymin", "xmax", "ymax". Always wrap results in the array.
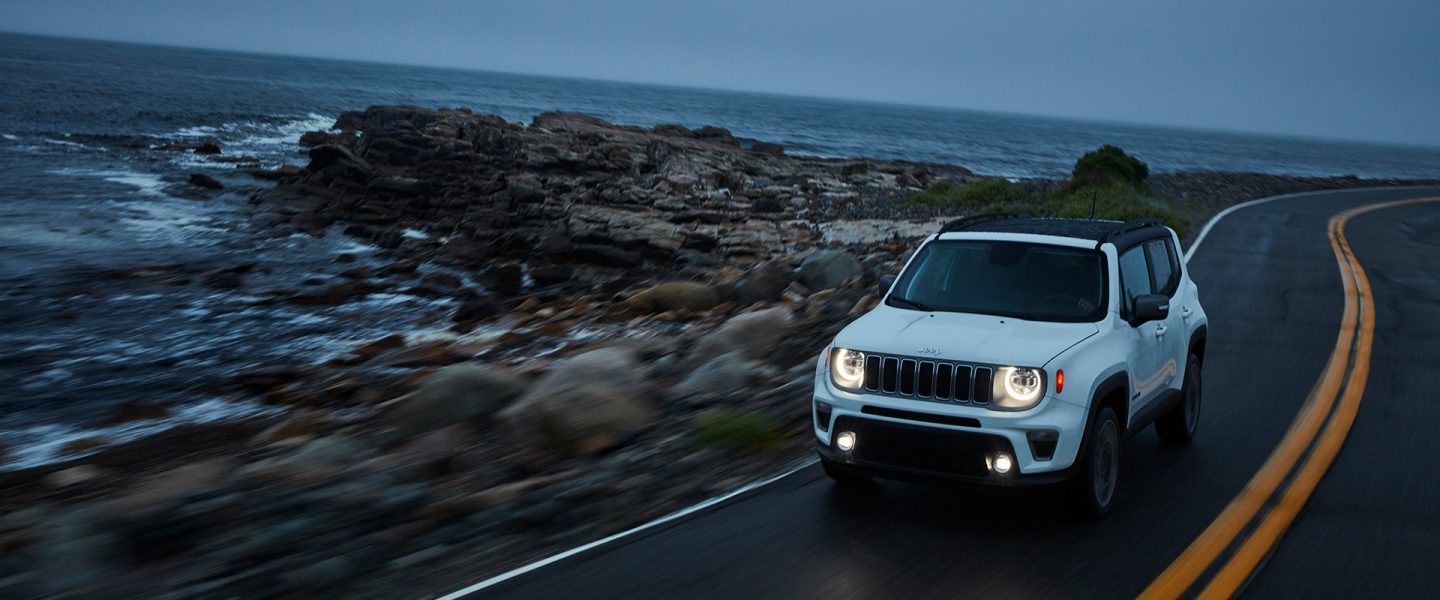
[
  {"xmin": 1100, "ymin": 218, "xmax": 1164, "ymax": 243},
  {"xmin": 938, "ymin": 212, "xmax": 1030, "ymax": 234}
]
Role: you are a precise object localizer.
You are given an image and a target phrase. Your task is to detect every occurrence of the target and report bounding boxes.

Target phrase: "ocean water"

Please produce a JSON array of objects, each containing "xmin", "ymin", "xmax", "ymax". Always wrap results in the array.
[{"xmin": 0, "ymin": 32, "xmax": 1437, "ymax": 469}]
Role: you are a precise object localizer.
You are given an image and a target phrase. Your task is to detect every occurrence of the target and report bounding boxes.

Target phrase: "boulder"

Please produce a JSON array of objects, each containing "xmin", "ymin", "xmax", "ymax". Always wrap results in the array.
[
  {"xmin": 188, "ymin": 173, "xmax": 224, "ymax": 189},
  {"xmin": 391, "ymin": 365, "xmax": 528, "ymax": 439},
  {"xmin": 499, "ymin": 347, "xmax": 655, "ymax": 453},
  {"xmin": 672, "ymin": 351, "xmax": 752, "ymax": 402},
  {"xmin": 453, "ymin": 297, "xmax": 501, "ymax": 323},
  {"xmin": 798, "ymin": 249, "xmax": 863, "ymax": 291},
  {"xmin": 692, "ymin": 306, "xmax": 794, "ymax": 364},
  {"xmin": 732, "ymin": 260, "xmax": 795, "ymax": 306},
  {"xmin": 624, "ymin": 281, "xmax": 722, "ymax": 314}
]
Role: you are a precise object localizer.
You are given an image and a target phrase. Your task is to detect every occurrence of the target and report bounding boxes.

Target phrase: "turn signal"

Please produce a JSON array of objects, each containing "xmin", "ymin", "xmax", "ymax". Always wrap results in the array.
[{"xmin": 1056, "ymin": 369, "xmax": 1065, "ymax": 394}]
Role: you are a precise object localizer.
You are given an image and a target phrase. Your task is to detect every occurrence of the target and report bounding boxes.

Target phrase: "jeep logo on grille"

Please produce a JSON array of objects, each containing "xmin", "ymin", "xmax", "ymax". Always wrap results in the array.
[{"xmin": 917, "ymin": 347, "xmax": 942, "ymax": 356}]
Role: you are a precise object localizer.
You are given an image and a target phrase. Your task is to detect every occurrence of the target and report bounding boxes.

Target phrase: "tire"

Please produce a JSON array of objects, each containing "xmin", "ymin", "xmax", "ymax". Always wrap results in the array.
[
  {"xmin": 1156, "ymin": 354, "xmax": 1202, "ymax": 445},
  {"xmin": 821, "ymin": 457, "xmax": 871, "ymax": 486},
  {"xmin": 1073, "ymin": 406, "xmax": 1122, "ymax": 518}
]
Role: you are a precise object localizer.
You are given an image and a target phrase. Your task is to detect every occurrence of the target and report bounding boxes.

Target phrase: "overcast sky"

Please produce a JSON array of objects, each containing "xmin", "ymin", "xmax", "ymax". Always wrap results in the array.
[{"xmin": 4, "ymin": 0, "xmax": 1438, "ymax": 146}]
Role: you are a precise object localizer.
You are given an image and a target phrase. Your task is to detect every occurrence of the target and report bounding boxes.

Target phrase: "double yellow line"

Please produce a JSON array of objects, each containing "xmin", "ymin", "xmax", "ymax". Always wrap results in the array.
[{"xmin": 1140, "ymin": 197, "xmax": 1439, "ymax": 599}]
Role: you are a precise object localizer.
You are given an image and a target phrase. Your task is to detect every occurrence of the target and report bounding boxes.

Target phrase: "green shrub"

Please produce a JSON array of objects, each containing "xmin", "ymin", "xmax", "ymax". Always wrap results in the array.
[
  {"xmin": 692, "ymin": 410, "xmax": 786, "ymax": 453},
  {"xmin": 1045, "ymin": 184, "xmax": 1188, "ymax": 238},
  {"xmin": 1071, "ymin": 145, "xmax": 1149, "ymax": 188},
  {"xmin": 907, "ymin": 178, "xmax": 1029, "ymax": 208}
]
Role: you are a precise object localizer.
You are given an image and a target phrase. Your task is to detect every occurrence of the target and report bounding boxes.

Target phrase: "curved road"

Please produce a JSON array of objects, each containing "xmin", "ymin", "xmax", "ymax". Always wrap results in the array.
[{"xmin": 463, "ymin": 187, "xmax": 1440, "ymax": 600}]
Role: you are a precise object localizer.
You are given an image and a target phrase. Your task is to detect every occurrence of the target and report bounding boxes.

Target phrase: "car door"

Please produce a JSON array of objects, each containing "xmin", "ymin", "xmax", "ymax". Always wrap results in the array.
[
  {"xmin": 1144, "ymin": 237, "xmax": 1186, "ymax": 393},
  {"xmin": 1117, "ymin": 244, "xmax": 1164, "ymax": 418}
]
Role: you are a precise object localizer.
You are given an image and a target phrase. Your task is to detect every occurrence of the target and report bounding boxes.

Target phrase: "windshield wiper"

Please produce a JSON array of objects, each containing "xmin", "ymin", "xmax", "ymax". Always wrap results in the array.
[{"xmin": 887, "ymin": 295, "xmax": 935, "ymax": 312}]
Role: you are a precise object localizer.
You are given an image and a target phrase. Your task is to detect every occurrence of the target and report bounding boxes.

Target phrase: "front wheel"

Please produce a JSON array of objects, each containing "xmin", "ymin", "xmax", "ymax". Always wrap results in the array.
[
  {"xmin": 1157, "ymin": 354, "xmax": 1202, "ymax": 444},
  {"xmin": 1073, "ymin": 406, "xmax": 1122, "ymax": 518}
]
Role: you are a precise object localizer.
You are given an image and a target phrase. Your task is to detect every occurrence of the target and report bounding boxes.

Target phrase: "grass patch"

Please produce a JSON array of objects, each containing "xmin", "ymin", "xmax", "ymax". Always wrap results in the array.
[
  {"xmin": 907, "ymin": 178, "xmax": 1028, "ymax": 208},
  {"xmin": 907, "ymin": 145, "xmax": 1190, "ymax": 238},
  {"xmin": 692, "ymin": 410, "xmax": 786, "ymax": 453},
  {"xmin": 1045, "ymin": 184, "xmax": 1189, "ymax": 238}
]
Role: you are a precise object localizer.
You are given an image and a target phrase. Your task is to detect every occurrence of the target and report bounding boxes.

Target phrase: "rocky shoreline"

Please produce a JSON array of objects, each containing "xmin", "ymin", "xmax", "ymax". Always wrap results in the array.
[{"xmin": 2, "ymin": 105, "xmax": 1435, "ymax": 599}]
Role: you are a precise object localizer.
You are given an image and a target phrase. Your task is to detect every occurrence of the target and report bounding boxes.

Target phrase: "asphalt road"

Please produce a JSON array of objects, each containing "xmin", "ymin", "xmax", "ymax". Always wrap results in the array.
[{"xmin": 469, "ymin": 187, "xmax": 1440, "ymax": 600}]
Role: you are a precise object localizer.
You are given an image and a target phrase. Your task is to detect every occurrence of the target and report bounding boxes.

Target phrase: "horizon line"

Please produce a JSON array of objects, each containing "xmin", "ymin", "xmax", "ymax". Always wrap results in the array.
[{"xmin": 3, "ymin": 28, "xmax": 1438, "ymax": 153}]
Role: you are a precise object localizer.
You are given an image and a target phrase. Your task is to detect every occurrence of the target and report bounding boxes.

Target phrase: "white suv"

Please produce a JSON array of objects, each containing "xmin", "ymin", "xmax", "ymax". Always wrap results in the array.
[{"xmin": 813, "ymin": 214, "xmax": 1207, "ymax": 516}]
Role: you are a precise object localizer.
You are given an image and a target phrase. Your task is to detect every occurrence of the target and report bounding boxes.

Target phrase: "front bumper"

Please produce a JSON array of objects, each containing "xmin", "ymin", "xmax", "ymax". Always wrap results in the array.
[
  {"xmin": 818, "ymin": 416, "xmax": 1074, "ymax": 486},
  {"xmin": 813, "ymin": 359, "xmax": 1089, "ymax": 480}
]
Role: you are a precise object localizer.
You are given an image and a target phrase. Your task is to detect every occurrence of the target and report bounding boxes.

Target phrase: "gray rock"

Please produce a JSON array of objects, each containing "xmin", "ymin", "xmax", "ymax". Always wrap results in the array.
[
  {"xmin": 188, "ymin": 173, "xmax": 223, "ymax": 189},
  {"xmin": 732, "ymin": 260, "xmax": 795, "ymax": 306},
  {"xmin": 499, "ymin": 347, "xmax": 655, "ymax": 453},
  {"xmin": 691, "ymin": 306, "xmax": 794, "ymax": 364},
  {"xmin": 391, "ymin": 365, "xmax": 528, "ymax": 439},
  {"xmin": 798, "ymin": 249, "xmax": 863, "ymax": 291},
  {"xmin": 672, "ymin": 351, "xmax": 752, "ymax": 402}
]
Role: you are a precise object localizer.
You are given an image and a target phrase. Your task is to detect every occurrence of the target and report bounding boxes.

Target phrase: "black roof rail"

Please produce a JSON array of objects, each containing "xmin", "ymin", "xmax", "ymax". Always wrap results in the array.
[
  {"xmin": 1100, "ymin": 218, "xmax": 1164, "ymax": 243},
  {"xmin": 938, "ymin": 212, "xmax": 1030, "ymax": 234}
]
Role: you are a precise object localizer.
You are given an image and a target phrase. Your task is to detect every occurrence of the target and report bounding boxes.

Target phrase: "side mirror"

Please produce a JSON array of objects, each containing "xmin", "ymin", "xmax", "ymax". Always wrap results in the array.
[
  {"xmin": 877, "ymin": 274, "xmax": 897, "ymax": 296},
  {"xmin": 1131, "ymin": 294, "xmax": 1170, "ymax": 324}
]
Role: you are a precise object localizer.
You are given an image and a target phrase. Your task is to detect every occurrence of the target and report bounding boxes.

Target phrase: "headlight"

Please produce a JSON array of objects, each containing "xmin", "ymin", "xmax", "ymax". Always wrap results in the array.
[
  {"xmin": 993, "ymin": 366, "xmax": 1045, "ymax": 410},
  {"xmin": 830, "ymin": 348, "xmax": 866, "ymax": 390}
]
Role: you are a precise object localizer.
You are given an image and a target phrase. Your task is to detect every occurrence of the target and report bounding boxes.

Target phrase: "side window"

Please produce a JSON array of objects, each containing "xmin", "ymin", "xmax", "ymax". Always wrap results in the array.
[
  {"xmin": 1118, "ymin": 246, "xmax": 1152, "ymax": 316},
  {"xmin": 1145, "ymin": 239, "xmax": 1179, "ymax": 297}
]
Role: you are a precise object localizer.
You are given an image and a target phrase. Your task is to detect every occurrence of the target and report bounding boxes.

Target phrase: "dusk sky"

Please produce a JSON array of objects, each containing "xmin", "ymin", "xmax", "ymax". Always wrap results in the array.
[{"xmin": 4, "ymin": 0, "xmax": 1438, "ymax": 147}]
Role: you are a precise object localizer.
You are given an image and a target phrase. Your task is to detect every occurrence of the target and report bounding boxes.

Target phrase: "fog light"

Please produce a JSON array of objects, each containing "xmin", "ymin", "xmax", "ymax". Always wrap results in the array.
[
  {"xmin": 990, "ymin": 452, "xmax": 1014, "ymax": 474},
  {"xmin": 836, "ymin": 431, "xmax": 856, "ymax": 452}
]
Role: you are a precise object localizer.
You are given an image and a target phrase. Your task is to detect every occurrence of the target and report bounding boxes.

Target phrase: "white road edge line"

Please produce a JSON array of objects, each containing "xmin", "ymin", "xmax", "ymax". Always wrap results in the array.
[
  {"xmin": 436, "ymin": 185, "xmax": 1428, "ymax": 599},
  {"xmin": 434, "ymin": 460, "xmax": 817, "ymax": 599}
]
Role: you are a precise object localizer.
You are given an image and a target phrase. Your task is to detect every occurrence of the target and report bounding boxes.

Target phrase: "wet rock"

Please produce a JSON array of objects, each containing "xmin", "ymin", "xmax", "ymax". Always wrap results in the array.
[
  {"xmin": 530, "ymin": 264, "xmax": 575, "ymax": 287},
  {"xmin": 500, "ymin": 347, "xmax": 655, "ymax": 454},
  {"xmin": 749, "ymin": 141, "xmax": 784, "ymax": 155},
  {"xmin": 188, "ymin": 173, "xmax": 224, "ymax": 189},
  {"xmin": 453, "ymin": 297, "xmax": 501, "ymax": 323},
  {"xmin": 109, "ymin": 400, "xmax": 172, "ymax": 424},
  {"xmin": 480, "ymin": 263, "xmax": 524, "ymax": 296},
  {"xmin": 299, "ymin": 130, "xmax": 334, "ymax": 147},
  {"xmin": 798, "ymin": 249, "xmax": 863, "ymax": 291},
  {"xmin": 234, "ymin": 365, "xmax": 306, "ymax": 393},
  {"xmin": 625, "ymin": 281, "xmax": 722, "ymax": 314},
  {"xmin": 201, "ymin": 263, "xmax": 254, "ymax": 289},
  {"xmin": 391, "ymin": 365, "xmax": 528, "ymax": 440},
  {"xmin": 194, "ymin": 142, "xmax": 222, "ymax": 155}
]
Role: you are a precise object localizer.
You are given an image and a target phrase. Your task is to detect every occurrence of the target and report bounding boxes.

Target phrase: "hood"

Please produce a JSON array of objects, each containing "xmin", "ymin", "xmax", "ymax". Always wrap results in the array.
[{"xmin": 832, "ymin": 305, "xmax": 1099, "ymax": 367}]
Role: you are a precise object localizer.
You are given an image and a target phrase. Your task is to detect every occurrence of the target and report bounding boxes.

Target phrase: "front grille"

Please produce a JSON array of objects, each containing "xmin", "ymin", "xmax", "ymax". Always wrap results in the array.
[
  {"xmin": 862, "ymin": 352, "xmax": 992, "ymax": 405},
  {"xmin": 834, "ymin": 416, "xmax": 1008, "ymax": 477}
]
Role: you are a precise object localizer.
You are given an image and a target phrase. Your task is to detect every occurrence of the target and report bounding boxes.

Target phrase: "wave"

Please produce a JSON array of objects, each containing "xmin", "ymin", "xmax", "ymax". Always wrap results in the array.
[{"xmin": 0, "ymin": 397, "xmax": 281, "ymax": 471}]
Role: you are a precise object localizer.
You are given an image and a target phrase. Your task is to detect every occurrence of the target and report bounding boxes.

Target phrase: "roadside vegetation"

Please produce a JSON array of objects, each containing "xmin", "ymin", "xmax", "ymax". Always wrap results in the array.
[
  {"xmin": 907, "ymin": 145, "xmax": 1190, "ymax": 238},
  {"xmin": 692, "ymin": 410, "xmax": 787, "ymax": 454}
]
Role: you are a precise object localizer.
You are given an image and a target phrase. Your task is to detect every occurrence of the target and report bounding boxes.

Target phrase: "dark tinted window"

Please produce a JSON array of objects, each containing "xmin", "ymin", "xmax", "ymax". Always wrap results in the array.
[
  {"xmin": 1118, "ymin": 246, "xmax": 1151, "ymax": 317},
  {"xmin": 1144, "ymin": 238, "xmax": 1179, "ymax": 296},
  {"xmin": 887, "ymin": 240, "xmax": 1107, "ymax": 322}
]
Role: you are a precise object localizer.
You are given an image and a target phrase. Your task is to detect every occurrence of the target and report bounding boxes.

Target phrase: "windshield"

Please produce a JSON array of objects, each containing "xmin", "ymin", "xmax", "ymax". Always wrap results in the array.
[{"xmin": 886, "ymin": 240, "xmax": 1108, "ymax": 322}]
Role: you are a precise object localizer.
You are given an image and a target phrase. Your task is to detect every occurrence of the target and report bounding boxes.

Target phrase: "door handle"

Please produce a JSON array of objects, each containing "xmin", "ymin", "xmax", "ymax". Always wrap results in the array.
[
  {"xmin": 1181, "ymin": 306, "xmax": 1193, "ymax": 320},
  {"xmin": 1154, "ymin": 325, "xmax": 1168, "ymax": 339}
]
